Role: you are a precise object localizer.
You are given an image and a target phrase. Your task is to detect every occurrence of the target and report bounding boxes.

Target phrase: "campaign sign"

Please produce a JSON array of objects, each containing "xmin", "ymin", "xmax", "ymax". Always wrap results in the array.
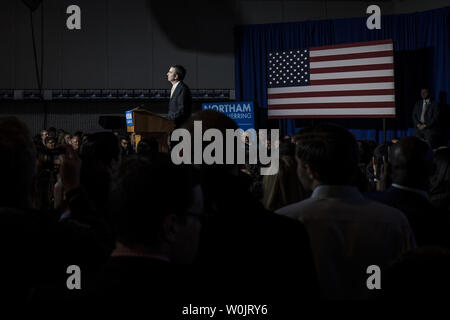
[
  {"xmin": 125, "ymin": 110, "xmax": 133, "ymax": 126},
  {"xmin": 201, "ymin": 101, "xmax": 255, "ymax": 131}
]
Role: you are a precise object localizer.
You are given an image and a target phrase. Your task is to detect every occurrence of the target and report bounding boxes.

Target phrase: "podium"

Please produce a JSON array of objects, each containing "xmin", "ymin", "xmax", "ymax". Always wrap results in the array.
[{"xmin": 126, "ymin": 108, "xmax": 175, "ymax": 153}]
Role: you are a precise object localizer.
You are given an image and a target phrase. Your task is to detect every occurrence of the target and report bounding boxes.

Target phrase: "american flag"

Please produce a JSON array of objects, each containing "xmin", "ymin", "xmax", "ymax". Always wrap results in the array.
[{"xmin": 267, "ymin": 39, "xmax": 395, "ymax": 119}]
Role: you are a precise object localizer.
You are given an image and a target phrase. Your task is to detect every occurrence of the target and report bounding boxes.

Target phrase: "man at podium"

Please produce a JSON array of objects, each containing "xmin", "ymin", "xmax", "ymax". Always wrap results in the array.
[{"xmin": 167, "ymin": 65, "xmax": 192, "ymax": 128}]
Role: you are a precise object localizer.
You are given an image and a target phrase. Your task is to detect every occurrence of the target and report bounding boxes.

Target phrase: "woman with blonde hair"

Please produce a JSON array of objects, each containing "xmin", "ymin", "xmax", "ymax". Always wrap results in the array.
[{"xmin": 263, "ymin": 140, "xmax": 308, "ymax": 211}]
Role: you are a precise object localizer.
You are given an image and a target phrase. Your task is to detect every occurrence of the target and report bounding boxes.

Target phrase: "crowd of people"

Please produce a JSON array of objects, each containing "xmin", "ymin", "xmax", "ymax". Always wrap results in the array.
[{"xmin": 0, "ymin": 110, "xmax": 449, "ymax": 310}]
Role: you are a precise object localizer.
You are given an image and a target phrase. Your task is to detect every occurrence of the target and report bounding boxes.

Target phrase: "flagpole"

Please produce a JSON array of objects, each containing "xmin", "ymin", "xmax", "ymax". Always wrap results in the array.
[{"xmin": 382, "ymin": 118, "xmax": 387, "ymax": 143}]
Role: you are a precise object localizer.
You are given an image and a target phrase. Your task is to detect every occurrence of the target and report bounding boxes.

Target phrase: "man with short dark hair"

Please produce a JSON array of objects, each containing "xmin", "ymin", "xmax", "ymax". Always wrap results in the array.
[
  {"xmin": 412, "ymin": 87, "xmax": 442, "ymax": 149},
  {"xmin": 63, "ymin": 132, "xmax": 72, "ymax": 145},
  {"xmin": 368, "ymin": 137, "xmax": 449, "ymax": 247},
  {"xmin": 277, "ymin": 124, "xmax": 415, "ymax": 299},
  {"xmin": 119, "ymin": 135, "xmax": 132, "ymax": 158},
  {"xmin": 95, "ymin": 156, "xmax": 203, "ymax": 310},
  {"xmin": 182, "ymin": 110, "xmax": 319, "ymax": 307},
  {"xmin": 70, "ymin": 135, "xmax": 81, "ymax": 152},
  {"xmin": 45, "ymin": 136, "xmax": 56, "ymax": 150},
  {"xmin": 167, "ymin": 64, "xmax": 192, "ymax": 128},
  {"xmin": 47, "ymin": 127, "xmax": 57, "ymax": 138}
]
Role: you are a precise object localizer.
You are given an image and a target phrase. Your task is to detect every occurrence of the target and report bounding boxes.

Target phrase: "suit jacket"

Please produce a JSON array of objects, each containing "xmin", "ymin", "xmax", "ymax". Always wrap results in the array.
[
  {"xmin": 367, "ymin": 186, "xmax": 449, "ymax": 247},
  {"xmin": 168, "ymin": 81, "xmax": 192, "ymax": 128},
  {"xmin": 93, "ymin": 256, "xmax": 190, "ymax": 315},
  {"xmin": 196, "ymin": 169, "xmax": 319, "ymax": 306},
  {"xmin": 412, "ymin": 99, "xmax": 440, "ymax": 131}
]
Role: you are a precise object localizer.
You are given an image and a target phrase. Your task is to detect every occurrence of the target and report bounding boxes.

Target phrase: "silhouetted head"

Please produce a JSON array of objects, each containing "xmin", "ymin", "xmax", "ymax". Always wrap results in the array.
[
  {"xmin": 111, "ymin": 157, "xmax": 203, "ymax": 264},
  {"xmin": 137, "ymin": 137, "xmax": 159, "ymax": 158},
  {"xmin": 170, "ymin": 65, "xmax": 186, "ymax": 81},
  {"xmin": 421, "ymin": 87, "xmax": 430, "ymax": 100},
  {"xmin": 430, "ymin": 147, "xmax": 450, "ymax": 195},
  {"xmin": 294, "ymin": 124, "xmax": 359, "ymax": 191},
  {"xmin": 80, "ymin": 132, "xmax": 120, "ymax": 211},
  {"xmin": 181, "ymin": 109, "xmax": 239, "ymax": 173},
  {"xmin": 390, "ymin": 136, "xmax": 434, "ymax": 190}
]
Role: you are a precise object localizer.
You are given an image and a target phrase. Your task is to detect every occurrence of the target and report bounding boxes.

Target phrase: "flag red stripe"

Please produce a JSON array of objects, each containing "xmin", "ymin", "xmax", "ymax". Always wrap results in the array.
[
  {"xmin": 310, "ymin": 63, "xmax": 393, "ymax": 74},
  {"xmin": 268, "ymin": 102, "xmax": 395, "ymax": 109},
  {"xmin": 309, "ymin": 40, "xmax": 393, "ymax": 51},
  {"xmin": 268, "ymin": 89, "xmax": 395, "ymax": 99},
  {"xmin": 268, "ymin": 114, "xmax": 396, "ymax": 119},
  {"xmin": 309, "ymin": 50, "xmax": 393, "ymax": 62},
  {"xmin": 309, "ymin": 76, "xmax": 394, "ymax": 85}
]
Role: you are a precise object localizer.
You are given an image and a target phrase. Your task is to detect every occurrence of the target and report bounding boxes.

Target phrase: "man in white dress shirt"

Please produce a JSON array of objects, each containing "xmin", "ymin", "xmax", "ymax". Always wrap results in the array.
[{"xmin": 276, "ymin": 124, "xmax": 415, "ymax": 299}]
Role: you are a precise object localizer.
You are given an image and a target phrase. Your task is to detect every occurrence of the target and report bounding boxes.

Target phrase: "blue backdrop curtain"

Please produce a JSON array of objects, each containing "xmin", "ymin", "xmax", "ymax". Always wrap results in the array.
[{"xmin": 235, "ymin": 6, "xmax": 450, "ymax": 143}]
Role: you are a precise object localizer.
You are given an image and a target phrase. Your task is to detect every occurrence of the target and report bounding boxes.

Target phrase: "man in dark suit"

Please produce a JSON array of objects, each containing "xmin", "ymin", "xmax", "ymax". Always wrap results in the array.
[
  {"xmin": 94, "ymin": 155, "xmax": 203, "ymax": 315},
  {"xmin": 167, "ymin": 65, "xmax": 192, "ymax": 128},
  {"xmin": 182, "ymin": 110, "xmax": 319, "ymax": 311},
  {"xmin": 367, "ymin": 137, "xmax": 449, "ymax": 248},
  {"xmin": 412, "ymin": 87, "xmax": 442, "ymax": 149}
]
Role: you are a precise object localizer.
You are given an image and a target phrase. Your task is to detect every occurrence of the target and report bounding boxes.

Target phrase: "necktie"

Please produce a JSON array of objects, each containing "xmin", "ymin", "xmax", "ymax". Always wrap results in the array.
[
  {"xmin": 170, "ymin": 86, "xmax": 175, "ymax": 98},
  {"xmin": 420, "ymin": 100, "xmax": 429, "ymax": 123}
]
